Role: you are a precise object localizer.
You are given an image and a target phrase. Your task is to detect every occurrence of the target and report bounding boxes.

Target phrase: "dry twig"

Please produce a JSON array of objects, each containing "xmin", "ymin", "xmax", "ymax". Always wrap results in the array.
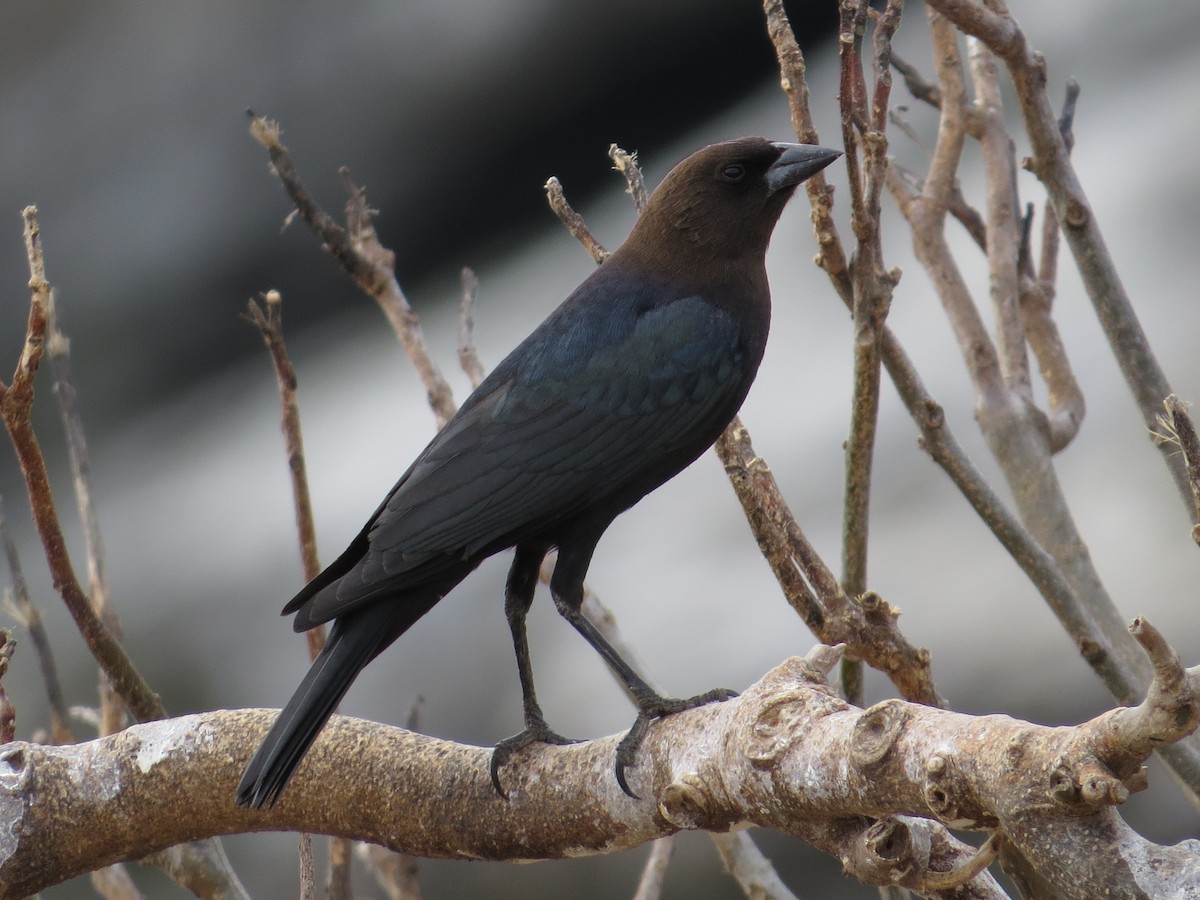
[
  {"xmin": 923, "ymin": 0, "xmax": 1192, "ymax": 517},
  {"xmin": 544, "ymin": 176, "xmax": 609, "ymax": 264},
  {"xmin": 244, "ymin": 291, "xmax": 325, "ymax": 656},
  {"xmin": 247, "ymin": 112, "xmax": 457, "ymax": 427},
  {"xmin": 890, "ymin": 4, "xmax": 1200, "ymax": 806},
  {"xmin": 44, "ymin": 290, "xmax": 125, "ymax": 736},
  {"xmin": 1154, "ymin": 396, "xmax": 1200, "ymax": 539},
  {"xmin": 245, "ymin": 289, "xmax": 356, "ymax": 899},
  {"xmin": 4, "ymin": 210, "xmax": 249, "ymax": 900},
  {"xmin": 762, "ymin": 0, "xmax": 851, "ymax": 299},
  {"xmin": 609, "ymin": 144, "xmax": 649, "ymax": 214},
  {"xmin": 630, "ymin": 837, "xmax": 675, "ymax": 900},
  {"xmin": 0, "ymin": 208, "xmax": 162, "ymax": 724},
  {"xmin": 835, "ymin": 0, "xmax": 903, "ymax": 703},
  {"xmin": 0, "ymin": 494, "xmax": 72, "ymax": 744},
  {"xmin": 457, "ymin": 267, "xmax": 486, "ymax": 389}
]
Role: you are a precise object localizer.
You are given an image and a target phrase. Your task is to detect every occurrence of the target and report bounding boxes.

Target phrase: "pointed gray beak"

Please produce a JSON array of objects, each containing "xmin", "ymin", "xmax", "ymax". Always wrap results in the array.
[{"xmin": 765, "ymin": 142, "xmax": 842, "ymax": 196}]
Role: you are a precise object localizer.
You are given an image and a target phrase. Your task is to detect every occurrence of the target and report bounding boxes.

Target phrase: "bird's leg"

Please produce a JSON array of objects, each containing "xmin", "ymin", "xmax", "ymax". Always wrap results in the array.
[
  {"xmin": 490, "ymin": 544, "xmax": 577, "ymax": 797},
  {"xmin": 549, "ymin": 546, "xmax": 736, "ymax": 798}
]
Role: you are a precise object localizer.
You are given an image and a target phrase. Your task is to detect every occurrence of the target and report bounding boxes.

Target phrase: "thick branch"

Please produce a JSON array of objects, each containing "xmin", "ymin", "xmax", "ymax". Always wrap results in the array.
[{"xmin": 6, "ymin": 644, "xmax": 1195, "ymax": 898}]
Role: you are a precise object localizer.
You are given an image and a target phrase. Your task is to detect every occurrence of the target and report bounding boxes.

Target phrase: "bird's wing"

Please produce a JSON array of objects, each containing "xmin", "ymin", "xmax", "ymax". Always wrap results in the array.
[{"xmin": 303, "ymin": 292, "xmax": 750, "ymax": 622}]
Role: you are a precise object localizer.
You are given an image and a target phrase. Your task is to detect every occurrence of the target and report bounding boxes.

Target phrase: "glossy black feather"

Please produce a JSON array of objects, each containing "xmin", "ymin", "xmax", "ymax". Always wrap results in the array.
[{"xmin": 237, "ymin": 136, "xmax": 841, "ymax": 807}]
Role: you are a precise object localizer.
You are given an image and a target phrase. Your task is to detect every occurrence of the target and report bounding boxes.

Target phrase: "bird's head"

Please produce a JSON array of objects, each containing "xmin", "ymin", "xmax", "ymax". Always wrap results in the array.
[{"xmin": 622, "ymin": 137, "xmax": 841, "ymax": 272}]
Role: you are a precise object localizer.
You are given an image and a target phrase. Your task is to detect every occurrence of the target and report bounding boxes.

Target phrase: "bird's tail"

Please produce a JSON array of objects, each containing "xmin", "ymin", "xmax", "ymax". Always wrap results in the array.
[{"xmin": 236, "ymin": 606, "xmax": 393, "ymax": 809}]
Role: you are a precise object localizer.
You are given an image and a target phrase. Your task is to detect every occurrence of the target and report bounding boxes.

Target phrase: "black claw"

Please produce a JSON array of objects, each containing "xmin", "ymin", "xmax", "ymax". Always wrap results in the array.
[
  {"xmin": 614, "ymin": 714, "xmax": 654, "ymax": 798},
  {"xmin": 613, "ymin": 687, "xmax": 738, "ymax": 799},
  {"xmin": 490, "ymin": 723, "xmax": 578, "ymax": 799}
]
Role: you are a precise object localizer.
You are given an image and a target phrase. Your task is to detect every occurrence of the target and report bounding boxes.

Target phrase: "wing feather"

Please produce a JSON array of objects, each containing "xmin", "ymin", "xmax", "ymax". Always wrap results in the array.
[{"xmin": 305, "ymin": 288, "xmax": 752, "ymax": 624}]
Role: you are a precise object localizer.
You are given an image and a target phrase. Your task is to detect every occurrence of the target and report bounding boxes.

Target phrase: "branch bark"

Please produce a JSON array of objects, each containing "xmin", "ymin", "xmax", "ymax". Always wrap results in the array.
[{"xmin": 5, "ymin": 634, "xmax": 1195, "ymax": 898}]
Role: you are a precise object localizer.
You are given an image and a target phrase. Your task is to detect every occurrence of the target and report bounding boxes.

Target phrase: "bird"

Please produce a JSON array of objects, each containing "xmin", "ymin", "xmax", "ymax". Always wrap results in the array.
[{"xmin": 236, "ymin": 136, "xmax": 841, "ymax": 808}]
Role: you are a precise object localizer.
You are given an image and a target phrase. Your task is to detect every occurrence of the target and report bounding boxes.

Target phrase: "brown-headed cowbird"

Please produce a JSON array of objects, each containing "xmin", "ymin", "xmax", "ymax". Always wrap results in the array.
[{"xmin": 236, "ymin": 137, "xmax": 841, "ymax": 808}]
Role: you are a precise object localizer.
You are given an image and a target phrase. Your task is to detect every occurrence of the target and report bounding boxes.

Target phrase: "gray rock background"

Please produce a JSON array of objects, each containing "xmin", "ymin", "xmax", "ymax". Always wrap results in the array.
[{"xmin": 3, "ymin": 0, "xmax": 1198, "ymax": 896}]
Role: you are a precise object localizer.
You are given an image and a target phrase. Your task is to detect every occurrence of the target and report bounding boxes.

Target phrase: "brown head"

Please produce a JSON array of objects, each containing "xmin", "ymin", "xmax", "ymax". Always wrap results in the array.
[{"xmin": 617, "ymin": 137, "xmax": 841, "ymax": 278}]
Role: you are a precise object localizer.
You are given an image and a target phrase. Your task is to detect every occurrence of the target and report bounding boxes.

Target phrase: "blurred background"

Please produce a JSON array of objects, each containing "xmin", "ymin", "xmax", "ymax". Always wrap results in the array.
[{"xmin": 2, "ymin": 0, "xmax": 1199, "ymax": 896}]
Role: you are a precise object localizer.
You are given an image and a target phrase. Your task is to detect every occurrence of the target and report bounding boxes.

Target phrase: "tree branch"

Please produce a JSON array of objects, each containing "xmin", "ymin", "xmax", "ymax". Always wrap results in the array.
[
  {"xmin": 245, "ymin": 288, "xmax": 355, "ymax": 897},
  {"xmin": 44, "ymin": 289, "xmax": 125, "ymax": 737},
  {"xmin": 923, "ymin": 0, "xmax": 1195, "ymax": 518},
  {"xmin": 1154, "ymin": 396, "xmax": 1200, "ymax": 540},
  {"xmin": 0, "ymin": 495, "xmax": 72, "ymax": 744},
  {"xmin": 247, "ymin": 113, "xmax": 457, "ymax": 427},
  {"xmin": 6, "ymin": 636, "xmax": 1194, "ymax": 898},
  {"xmin": 716, "ymin": 418, "xmax": 942, "ymax": 708},
  {"xmin": 456, "ymin": 267, "xmax": 486, "ymax": 389},
  {"xmin": 0, "ymin": 208, "xmax": 162, "ymax": 724},
  {"xmin": 761, "ymin": 0, "xmax": 852, "ymax": 300},
  {"xmin": 544, "ymin": 176, "xmax": 608, "ymax": 264}
]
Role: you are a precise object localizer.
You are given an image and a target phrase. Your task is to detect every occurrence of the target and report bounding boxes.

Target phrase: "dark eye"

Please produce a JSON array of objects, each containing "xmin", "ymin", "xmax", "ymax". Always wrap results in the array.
[{"xmin": 720, "ymin": 163, "xmax": 745, "ymax": 182}]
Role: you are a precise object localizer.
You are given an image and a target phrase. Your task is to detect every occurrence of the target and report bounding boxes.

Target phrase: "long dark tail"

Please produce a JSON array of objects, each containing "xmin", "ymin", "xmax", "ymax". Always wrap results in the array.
[{"xmin": 236, "ymin": 605, "xmax": 398, "ymax": 809}]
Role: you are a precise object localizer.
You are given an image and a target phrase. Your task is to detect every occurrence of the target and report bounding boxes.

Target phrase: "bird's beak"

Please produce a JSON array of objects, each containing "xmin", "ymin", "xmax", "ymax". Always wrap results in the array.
[{"xmin": 765, "ymin": 143, "xmax": 842, "ymax": 196}]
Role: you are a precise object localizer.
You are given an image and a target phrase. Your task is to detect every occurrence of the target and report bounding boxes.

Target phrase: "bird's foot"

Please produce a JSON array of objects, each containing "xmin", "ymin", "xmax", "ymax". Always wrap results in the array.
[
  {"xmin": 615, "ymin": 687, "xmax": 738, "ymax": 798},
  {"xmin": 490, "ymin": 718, "xmax": 579, "ymax": 798}
]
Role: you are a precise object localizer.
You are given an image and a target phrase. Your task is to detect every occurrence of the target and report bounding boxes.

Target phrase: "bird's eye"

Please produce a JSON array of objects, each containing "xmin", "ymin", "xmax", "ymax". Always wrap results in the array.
[{"xmin": 720, "ymin": 164, "xmax": 746, "ymax": 182}]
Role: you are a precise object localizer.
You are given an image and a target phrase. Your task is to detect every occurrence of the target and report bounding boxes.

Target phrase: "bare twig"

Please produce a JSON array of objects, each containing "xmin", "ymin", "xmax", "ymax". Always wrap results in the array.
[
  {"xmin": 609, "ymin": 144, "xmax": 649, "ymax": 214},
  {"xmin": 89, "ymin": 864, "xmax": 145, "ymax": 900},
  {"xmin": 0, "ymin": 629, "xmax": 16, "ymax": 743},
  {"xmin": 0, "ymin": 208, "xmax": 162, "ymax": 724},
  {"xmin": 1036, "ymin": 79, "xmax": 1080, "ymax": 289},
  {"xmin": 544, "ymin": 177, "xmax": 608, "ymax": 264},
  {"xmin": 888, "ymin": 9, "xmax": 1165, "ymax": 739},
  {"xmin": 837, "ymin": 0, "xmax": 903, "ymax": 705},
  {"xmin": 139, "ymin": 839, "xmax": 251, "ymax": 900},
  {"xmin": 761, "ymin": 0, "xmax": 852, "ymax": 300},
  {"xmin": 43, "ymin": 290, "xmax": 125, "ymax": 736},
  {"xmin": 244, "ymin": 291, "xmax": 325, "ymax": 657},
  {"xmin": 918, "ymin": 5, "xmax": 1200, "ymax": 804},
  {"xmin": 923, "ymin": 0, "xmax": 1194, "ymax": 519},
  {"xmin": 716, "ymin": 417, "xmax": 942, "ymax": 708},
  {"xmin": 8, "ymin": 209, "xmax": 250, "ymax": 900},
  {"xmin": 1019, "ymin": 271, "xmax": 1085, "ymax": 452},
  {"xmin": 1022, "ymin": 79, "xmax": 1086, "ymax": 452},
  {"xmin": 0, "ymin": 495, "xmax": 72, "ymax": 744},
  {"xmin": 1155, "ymin": 396, "xmax": 1200, "ymax": 538},
  {"xmin": 327, "ymin": 836, "xmax": 353, "ymax": 900},
  {"xmin": 969, "ymin": 38, "xmax": 1031, "ymax": 399},
  {"xmin": 631, "ymin": 837, "xmax": 675, "ymax": 900},
  {"xmin": 299, "ymin": 833, "xmax": 316, "ymax": 900},
  {"xmin": 244, "ymin": 289, "xmax": 355, "ymax": 896},
  {"xmin": 710, "ymin": 833, "xmax": 800, "ymax": 900},
  {"xmin": 247, "ymin": 112, "xmax": 457, "ymax": 427},
  {"xmin": 889, "ymin": 161, "xmax": 988, "ymax": 250},
  {"xmin": 891, "ymin": 52, "xmax": 943, "ymax": 108},
  {"xmin": 457, "ymin": 267, "xmax": 486, "ymax": 389},
  {"xmin": 359, "ymin": 844, "xmax": 423, "ymax": 900}
]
